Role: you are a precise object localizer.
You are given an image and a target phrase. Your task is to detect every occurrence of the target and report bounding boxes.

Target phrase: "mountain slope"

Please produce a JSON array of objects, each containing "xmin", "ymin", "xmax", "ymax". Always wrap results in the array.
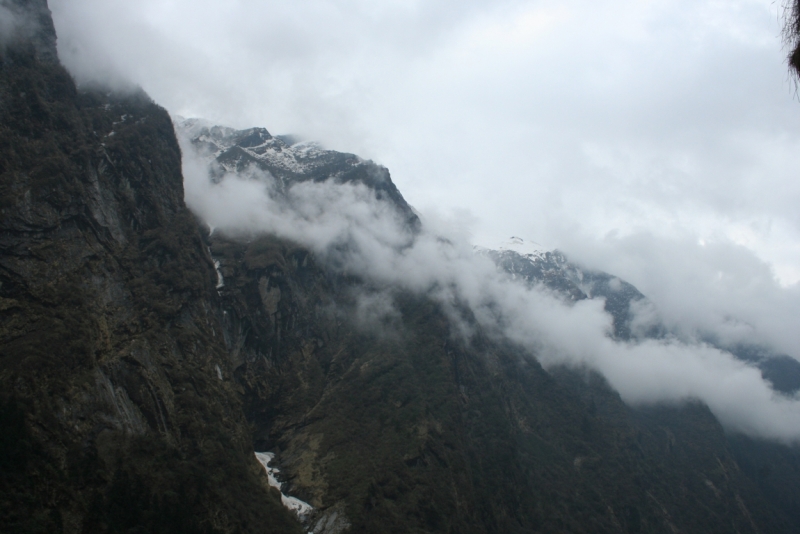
[
  {"xmin": 485, "ymin": 240, "xmax": 800, "ymax": 395},
  {"xmin": 206, "ymin": 231, "xmax": 794, "ymax": 533},
  {"xmin": 2, "ymin": 2, "xmax": 800, "ymax": 532},
  {"xmin": 0, "ymin": 2, "xmax": 300, "ymax": 532}
]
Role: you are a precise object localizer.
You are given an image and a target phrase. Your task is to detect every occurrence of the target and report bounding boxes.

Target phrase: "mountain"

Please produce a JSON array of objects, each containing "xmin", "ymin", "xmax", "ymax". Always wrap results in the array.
[
  {"xmin": 2, "ymin": 1, "xmax": 800, "ymax": 532},
  {"xmin": 199, "ymin": 227, "xmax": 800, "ymax": 533},
  {"xmin": 0, "ymin": 2, "xmax": 300, "ymax": 532},
  {"xmin": 483, "ymin": 238, "xmax": 800, "ymax": 395},
  {"xmin": 479, "ymin": 240, "xmax": 646, "ymax": 340},
  {"xmin": 174, "ymin": 117, "xmax": 419, "ymax": 230},
  {"xmin": 178, "ymin": 113, "xmax": 800, "ymax": 534}
]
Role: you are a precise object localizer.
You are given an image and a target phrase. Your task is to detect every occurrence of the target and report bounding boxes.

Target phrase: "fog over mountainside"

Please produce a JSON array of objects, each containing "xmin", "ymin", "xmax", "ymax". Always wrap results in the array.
[
  {"xmin": 48, "ymin": 0, "xmax": 800, "ymax": 294},
  {"xmin": 4, "ymin": 1, "xmax": 800, "ymax": 532},
  {"xmin": 177, "ymin": 118, "xmax": 800, "ymax": 443},
  {"xmin": 46, "ymin": 0, "xmax": 800, "ymax": 393}
]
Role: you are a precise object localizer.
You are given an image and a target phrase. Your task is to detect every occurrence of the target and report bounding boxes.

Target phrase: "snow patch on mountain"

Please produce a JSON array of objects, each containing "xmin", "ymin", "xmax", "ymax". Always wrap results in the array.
[
  {"xmin": 496, "ymin": 236, "xmax": 548, "ymax": 257},
  {"xmin": 174, "ymin": 116, "xmax": 360, "ymax": 179},
  {"xmin": 255, "ymin": 452, "xmax": 314, "ymax": 519}
]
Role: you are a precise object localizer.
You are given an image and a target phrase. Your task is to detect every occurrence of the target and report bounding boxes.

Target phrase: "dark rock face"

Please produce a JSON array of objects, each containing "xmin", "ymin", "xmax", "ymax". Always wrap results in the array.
[
  {"xmin": 3, "ymin": 2, "xmax": 800, "ymax": 533},
  {"xmin": 0, "ymin": 2, "xmax": 300, "ymax": 532},
  {"xmin": 209, "ymin": 233, "xmax": 797, "ymax": 533},
  {"xmin": 729, "ymin": 433, "xmax": 800, "ymax": 530}
]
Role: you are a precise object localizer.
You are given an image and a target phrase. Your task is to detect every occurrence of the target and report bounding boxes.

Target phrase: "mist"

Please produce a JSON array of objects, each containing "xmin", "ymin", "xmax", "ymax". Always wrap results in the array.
[
  {"xmin": 179, "ymin": 127, "xmax": 800, "ymax": 443},
  {"xmin": 39, "ymin": 0, "xmax": 800, "ymax": 441},
  {"xmin": 0, "ymin": 1, "xmax": 32, "ymax": 45},
  {"xmin": 560, "ymin": 231, "xmax": 800, "ymax": 359},
  {"xmin": 0, "ymin": 4, "xmax": 18, "ymax": 40},
  {"xmin": 48, "ymin": 1, "xmax": 800, "ymax": 377}
]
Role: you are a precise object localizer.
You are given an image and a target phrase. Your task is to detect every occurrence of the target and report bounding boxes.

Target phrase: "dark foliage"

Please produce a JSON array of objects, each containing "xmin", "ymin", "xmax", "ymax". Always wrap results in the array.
[{"xmin": 784, "ymin": 0, "xmax": 800, "ymax": 78}]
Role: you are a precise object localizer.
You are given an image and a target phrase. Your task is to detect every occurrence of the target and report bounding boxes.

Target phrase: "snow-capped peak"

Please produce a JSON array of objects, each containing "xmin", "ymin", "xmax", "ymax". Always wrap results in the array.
[{"xmin": 495, "ymin": 236, "xmax": 548, "ymax": 258}]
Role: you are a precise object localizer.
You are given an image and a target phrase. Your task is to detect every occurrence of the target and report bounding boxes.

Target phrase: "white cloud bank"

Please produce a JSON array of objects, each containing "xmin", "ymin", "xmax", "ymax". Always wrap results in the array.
[
  {"xmin": 48, "ymin": 1, "xmax": 800, "ymax": 364},
  {"xmin": 180, "ymin": 131, "xmax": 800, "ymax": 443},
  {"xmin": 39, "ymin": 0, "xmax": 800, "ymax": 441}
]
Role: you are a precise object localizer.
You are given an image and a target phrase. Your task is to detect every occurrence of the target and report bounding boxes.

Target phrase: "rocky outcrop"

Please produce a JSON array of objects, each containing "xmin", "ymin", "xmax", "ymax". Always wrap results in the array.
[
  {"xmin": 0, "ymin": 2, "xmax": 300, "ymax": 532},
  {"xmin": 3, "ymin": 2, "xmax": 800, "ymax": 533},
  {"xmin": 0, "ymin": 0, "xmax": 58, "ymax": 64}
]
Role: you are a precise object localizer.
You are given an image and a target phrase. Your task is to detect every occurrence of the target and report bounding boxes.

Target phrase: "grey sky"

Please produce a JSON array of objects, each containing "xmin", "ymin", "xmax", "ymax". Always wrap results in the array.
[{"xmin": 49, "ymin": 0, "xmax": 800, "ymax": 362}]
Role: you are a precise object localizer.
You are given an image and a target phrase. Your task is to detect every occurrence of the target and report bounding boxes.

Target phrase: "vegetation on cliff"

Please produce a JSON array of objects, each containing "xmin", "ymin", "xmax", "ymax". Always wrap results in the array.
[
  {"xmin": 2, "ymin": 1, "xmax": 800, "ymax": 533},
  {"xmin": 207, "ymin": 231, "xmax": 800, "ymax": 533},
  {"xmin": 785, "ymin": 0, "xmax": 800, "ymax": 77},
  {"xmin": 0, "ymin": 2, "xmax": 301, "ymax": 532}
]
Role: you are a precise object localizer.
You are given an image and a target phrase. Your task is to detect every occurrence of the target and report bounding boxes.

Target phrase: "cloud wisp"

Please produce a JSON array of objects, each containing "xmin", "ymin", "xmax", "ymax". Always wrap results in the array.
[
  {"xmin": 49, "ymin": 1, "xmax": 800, "ymax": 422},
  {"xmin": 180, "ymin": 128, "xmax": 800, "ymax": 443}
]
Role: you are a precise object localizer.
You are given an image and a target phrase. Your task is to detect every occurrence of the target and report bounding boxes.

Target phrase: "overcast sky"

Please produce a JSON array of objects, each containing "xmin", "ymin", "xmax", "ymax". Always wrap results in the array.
[{"xmin": 49, "ymin": 0, "xmax": 800, "ymax": 360}]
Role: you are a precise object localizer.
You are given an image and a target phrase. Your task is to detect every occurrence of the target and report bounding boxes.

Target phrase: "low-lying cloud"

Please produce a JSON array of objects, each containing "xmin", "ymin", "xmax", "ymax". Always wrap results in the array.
[
  {"xmin": 47, "ymin": 0, "xmax": 800, "ymax": 441},
  {"xmin": 180, "ymin": 127, "xmax": 800, "ymax": 443},
  {"xmin": 559, "ymin": 231, "xmax": 800, "ymax": 360}
]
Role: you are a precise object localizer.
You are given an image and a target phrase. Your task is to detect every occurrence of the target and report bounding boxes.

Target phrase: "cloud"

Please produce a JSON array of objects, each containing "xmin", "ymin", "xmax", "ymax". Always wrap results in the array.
[
  {"xmin": 352, "ymin": 290, "xmax": 403, "ymax": 336},
  {"xmin": 48, "ymin": 0, "xmax": 800, "ymax": 277},
  {"xmin": 558, "ymin": 231, "xmax": 800, "ymax": 360},
  {"xmin": 43, "ymin": 0, "xmax": 800, "ymax": 442},
  {"xmin": 179, "ymin": 128, "xmax": 800, "ymax": 443}
]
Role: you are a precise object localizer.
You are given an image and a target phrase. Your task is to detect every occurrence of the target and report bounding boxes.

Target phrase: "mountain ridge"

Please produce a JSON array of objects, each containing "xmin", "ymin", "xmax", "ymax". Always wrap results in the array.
[
  {"xmin": 2, "ymin": 2, "xmax": 800, "ymax": 532},
  {"xmin": 174, "ymin": 116, "xmax": 420, "ymax": 232},
  {"xmin": 480, "ymin": 238, "xmax": 800, "ymax": 395}
]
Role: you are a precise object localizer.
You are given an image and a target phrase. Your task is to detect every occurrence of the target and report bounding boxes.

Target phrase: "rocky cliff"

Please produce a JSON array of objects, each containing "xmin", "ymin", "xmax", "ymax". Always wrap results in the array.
[
  {"xmin": 0, "ymin": 1, "xmax": 300, "ymax": 531},
  {"xmin": 2, "ymin": 2, "xmax": 800, "ymax": 533}
]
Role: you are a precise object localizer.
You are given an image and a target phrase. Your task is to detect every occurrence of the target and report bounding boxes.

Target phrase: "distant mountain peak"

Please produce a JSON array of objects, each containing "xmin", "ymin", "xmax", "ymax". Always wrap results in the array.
[
  {"xmin": 173, "ymin": 115, "xmax": 420, "ymax": 228},
  {"xmin": 493, "ymin": 236, "xmax": 550, "ymax": 258}
]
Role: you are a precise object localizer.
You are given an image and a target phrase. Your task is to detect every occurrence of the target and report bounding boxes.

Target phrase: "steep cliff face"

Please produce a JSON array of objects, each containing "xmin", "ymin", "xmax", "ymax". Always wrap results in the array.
[
  {"xmin": 208, "ymin": 232, "xmax": 794, "ymax": 533},
  {"xmin": 4, "ymin": 2, "xmax": 800, "ymax": 533},
  {"xmin": 0, "ymin": 2, "xmax": 300, "ymax": 532}
]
